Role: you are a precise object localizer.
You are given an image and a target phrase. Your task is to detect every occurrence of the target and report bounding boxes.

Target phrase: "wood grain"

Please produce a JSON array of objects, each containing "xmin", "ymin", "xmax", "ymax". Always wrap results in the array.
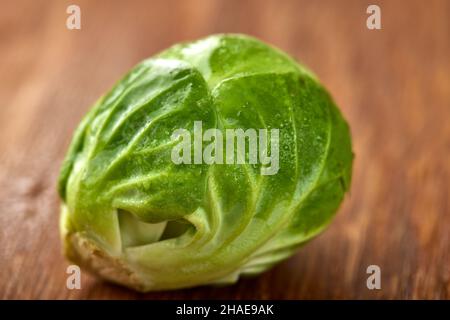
[{"xmin": 0, "ymin": 0, "xmax": 449, "ymax": 299}]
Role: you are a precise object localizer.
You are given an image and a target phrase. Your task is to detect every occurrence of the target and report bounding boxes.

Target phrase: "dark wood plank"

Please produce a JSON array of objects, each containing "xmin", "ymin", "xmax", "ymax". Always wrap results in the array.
[{"xmin": 0, "ymin": 0, "xmax": 448, "ymax": 299}]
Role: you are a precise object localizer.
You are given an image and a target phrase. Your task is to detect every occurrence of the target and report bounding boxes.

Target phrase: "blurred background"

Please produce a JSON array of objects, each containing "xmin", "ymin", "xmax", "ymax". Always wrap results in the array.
[{"xmin": 0, "ymin": 0, "xmax": 449, "ymax": 299}]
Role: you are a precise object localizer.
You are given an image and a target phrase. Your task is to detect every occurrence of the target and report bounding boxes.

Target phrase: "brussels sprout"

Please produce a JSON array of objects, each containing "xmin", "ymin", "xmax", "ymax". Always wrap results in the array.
[{"xmin": 58, "ymin": 34, "xmax": 353, "ymax": 291}]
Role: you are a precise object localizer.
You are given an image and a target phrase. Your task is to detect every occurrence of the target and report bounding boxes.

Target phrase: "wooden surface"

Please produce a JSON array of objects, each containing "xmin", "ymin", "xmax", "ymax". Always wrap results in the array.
[{"xmin": 0, "ymin": 0, "xmax": 449, "ymax": 299}]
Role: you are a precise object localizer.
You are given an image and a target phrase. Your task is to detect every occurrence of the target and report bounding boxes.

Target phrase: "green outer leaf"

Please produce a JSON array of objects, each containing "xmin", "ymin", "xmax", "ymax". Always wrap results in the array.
[{"xmin": 59, "ymin": 34, "xmax": 353, "ymax": 291}]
